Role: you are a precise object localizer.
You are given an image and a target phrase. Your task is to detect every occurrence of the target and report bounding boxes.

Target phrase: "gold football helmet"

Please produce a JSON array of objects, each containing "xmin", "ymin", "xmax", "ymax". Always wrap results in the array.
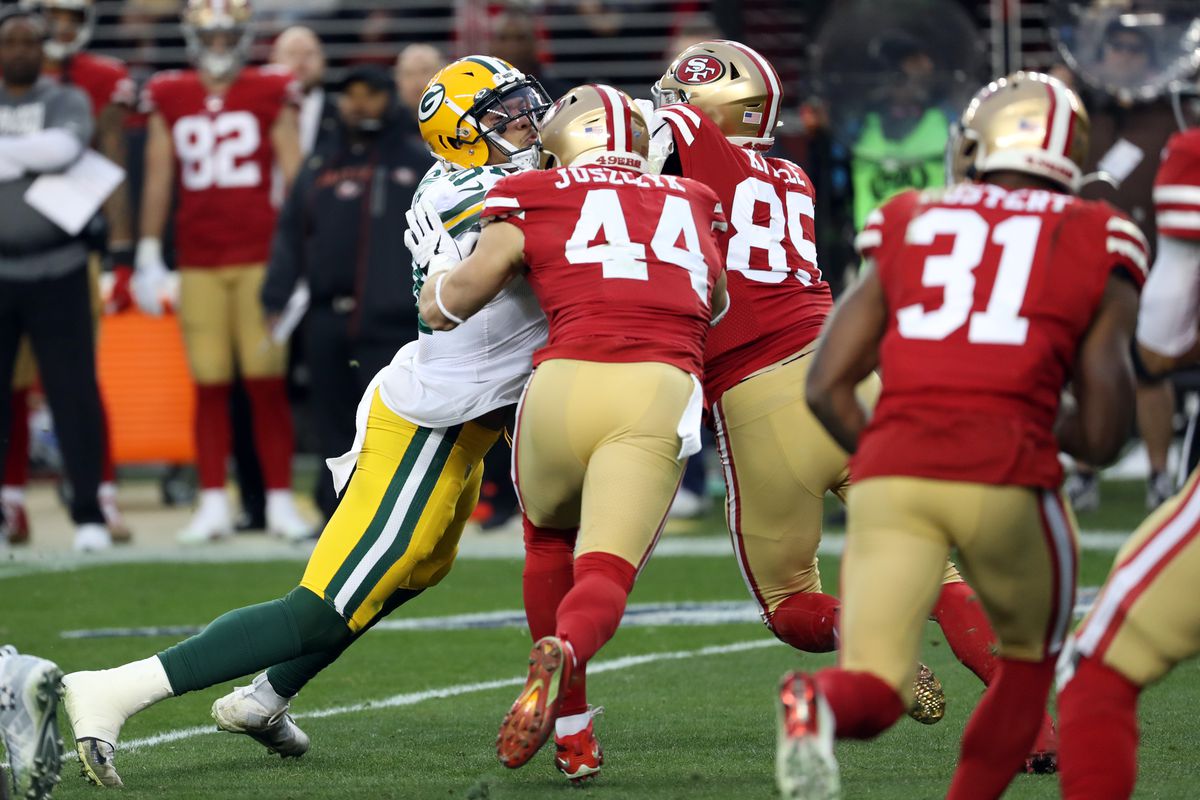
[
  {"xmin": 652, "ymin": 39, "xmax": 782, "ymax": 150},
  {"xmin": 418, "ymin": 55, "xmax": 551, "ymax": 170},
  {"xmin": 947, "ymin": 71, "xmax": 1090, "ymax": 193},
  {"xmin": 20, "ymin": 0, "xmax": 95, "ymax": 59},
  {"xmin": 538, "ymin": 84, "xmax": 649, "ymax": 170},
  {"xmin": 181, "ymin": 0, "xmax": 253, "ymax": 80}
]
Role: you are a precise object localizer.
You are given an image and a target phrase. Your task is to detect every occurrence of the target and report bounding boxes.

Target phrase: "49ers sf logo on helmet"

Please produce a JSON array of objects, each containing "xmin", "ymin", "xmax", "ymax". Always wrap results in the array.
[{"xmin": 675, "ymin": 54, "xmax": 725, "ymax": 85}]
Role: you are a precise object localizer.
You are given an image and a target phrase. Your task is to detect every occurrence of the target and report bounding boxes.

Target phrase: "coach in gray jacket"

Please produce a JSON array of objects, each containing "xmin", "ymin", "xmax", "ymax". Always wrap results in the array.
[{"xmin": 0, "ymin": 9, "xmax": 109, "ymax": 552}]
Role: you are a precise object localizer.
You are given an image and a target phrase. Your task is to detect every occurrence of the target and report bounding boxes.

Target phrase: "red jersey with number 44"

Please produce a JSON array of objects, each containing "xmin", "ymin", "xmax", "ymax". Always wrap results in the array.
[
  {"xmin": 142, "ymin": 66, "xmax": 298, "ymax": 267},
  {"xmin": 1154, "ymin": 129, "xmax": 1200, "ymax": 242},
  {"xmin": 853, "ymin": 183, "xmax": 1148, "ymax": 488},
  {"xmin": 479, "ymin": 166, "xmax": 727, "ymax": 377},
  {"xmin": 655, "ymin": 102, "xmax": 831, "ymax": 403}
]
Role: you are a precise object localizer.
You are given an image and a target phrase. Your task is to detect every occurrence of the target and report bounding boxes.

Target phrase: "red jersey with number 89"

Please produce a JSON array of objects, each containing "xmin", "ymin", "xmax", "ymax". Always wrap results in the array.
[
  {"xmin": 655, "ymin": 102, "xmax": 831, "ymax": 403},
  {"xmin": 479, "ymin": 166, "xmax": 726, "ymax": 377},
  {"xmin": 142, "ymin": 66, "xmax": 298, "ymax": 268},
  {"xmin": 853, "ymin": 183, "xmax": 1148, "ymax": 488}
]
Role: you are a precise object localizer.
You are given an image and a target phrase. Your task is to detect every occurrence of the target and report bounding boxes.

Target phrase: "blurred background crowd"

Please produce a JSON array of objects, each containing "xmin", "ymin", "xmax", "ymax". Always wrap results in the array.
[{"xmin": 1, "ymin": 0, "xmax": 1199, "ymax": 550}]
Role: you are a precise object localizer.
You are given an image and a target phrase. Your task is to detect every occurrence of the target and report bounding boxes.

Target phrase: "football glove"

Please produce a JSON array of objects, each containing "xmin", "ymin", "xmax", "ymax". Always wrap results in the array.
[
  {"xmin": 404, "ymin": 199, "xmax": 461, "ymax": 278},
  {"xmin": 101, "ymin": 245, "xmax": 135, "ymax": 314},
  {"xmin": 132, "ymin": 237, "xmax": 178, "ymax": 315}
]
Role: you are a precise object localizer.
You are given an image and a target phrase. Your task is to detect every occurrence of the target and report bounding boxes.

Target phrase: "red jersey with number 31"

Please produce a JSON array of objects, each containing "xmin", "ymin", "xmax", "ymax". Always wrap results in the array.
[
  {"xmin": 853, "ymin": 184, "xmax": 1148, "ymax": 488},
  {"xmin": 656, "ymin": 103, "xmax": 831, "ymax": 403},
  {"xmin": 142, "ymin": 66, "xmax": 298, "ymax": 267},
  {"xmin": 479, "ymin": 166, "xmax": 726, "ymax": 377}
]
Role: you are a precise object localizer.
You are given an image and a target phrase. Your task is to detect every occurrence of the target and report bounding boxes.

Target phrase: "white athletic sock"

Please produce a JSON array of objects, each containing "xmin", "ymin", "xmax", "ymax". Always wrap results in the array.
[
  {"xmin": 555, "ymin": 710, "xmax": 592, "ymax": 737},
  {"xmin": 98, "ymin": 481, "xmax": 117, "ymax": 500},
  {"xmin": 0, "ymin": 486, "xmax": 25, "ymax": 505},
  {"xmin": 66, "ymin": 656, "xmax": 174, "ymax": 745}
]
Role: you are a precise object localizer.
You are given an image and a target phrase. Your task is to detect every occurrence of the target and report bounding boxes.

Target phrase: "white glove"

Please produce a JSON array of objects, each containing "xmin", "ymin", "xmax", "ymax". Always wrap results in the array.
[
  {"xmin": 132, "ymin": 237, "xmax": 174, "ymax": 315},
  {"xmin": 404, "ymin": 199, "xmax": 461, "ymax": 279}
]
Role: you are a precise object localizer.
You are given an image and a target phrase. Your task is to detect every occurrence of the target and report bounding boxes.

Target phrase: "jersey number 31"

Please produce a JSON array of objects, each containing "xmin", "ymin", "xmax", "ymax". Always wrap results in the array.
[{"xmin": 898, "ymin": 208, "xmax": 1042, "ymax": 346}]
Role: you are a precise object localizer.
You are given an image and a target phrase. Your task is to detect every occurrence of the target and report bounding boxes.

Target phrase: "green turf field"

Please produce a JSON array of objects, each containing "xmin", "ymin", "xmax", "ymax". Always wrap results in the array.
[{"xmin": 3, "ymin": 481, "xmax": 1197, "ymax": 799}]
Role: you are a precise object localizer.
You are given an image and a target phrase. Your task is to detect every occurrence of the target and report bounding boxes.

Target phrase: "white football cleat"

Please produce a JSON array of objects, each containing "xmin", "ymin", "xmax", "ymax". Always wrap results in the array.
[
  {"xmin": 98, "ymin": 482, "xmax": 132, "ymax": 543},
  {"xmin": 211, "ymin": 673, "xmax": 310, "ymax": 758},
  {"xmin": 266, "ymin": 491, "xmax": 316, "ymax": 542},
  {"xmin": 0, "ymin": 647, "xmax": 63, "ymax": 800},
  {"xmin": 73, "ymin": 523, "xmax": 112, "ymax": 553},
  {"xmin": 177, "ymin": 489, "xmax": 234, "ymax": 544},
  {"xmin": 776, "ymin": 671, "xmax": 840, "ymax": 800}
]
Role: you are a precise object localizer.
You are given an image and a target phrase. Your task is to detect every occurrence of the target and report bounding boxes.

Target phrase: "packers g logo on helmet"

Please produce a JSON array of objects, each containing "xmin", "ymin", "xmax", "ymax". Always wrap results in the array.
[
  {"xmin": 417, "ymin": 55, "xmax": 551, "ymax": 171},
  {"xmin": 418, "ymin": 83, "xmax": 444, "ymax": 123}
]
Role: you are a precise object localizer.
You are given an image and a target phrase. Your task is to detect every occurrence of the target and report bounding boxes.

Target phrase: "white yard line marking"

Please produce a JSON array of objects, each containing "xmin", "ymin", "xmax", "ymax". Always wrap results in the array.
[
  {"xmin": 0, "ymin": 532, "xmax": 1135, "ymax": 580},
  {"xmin": 61, "ymin": 601, "xmax": 765, "ymax": 640},
  {"xmin": 115, "ymin": 638, "xmax": 780, "ymax": 752},
  {"xmin": 61, "ymin": 590, "xmax": 1108, "ymax": 641}
]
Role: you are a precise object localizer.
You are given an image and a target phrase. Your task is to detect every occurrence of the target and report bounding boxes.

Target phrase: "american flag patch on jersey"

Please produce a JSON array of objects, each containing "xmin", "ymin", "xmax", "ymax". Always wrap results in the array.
[{"xmin": 742, "ymin": 111, "xmax": 763, "ymax": 124}]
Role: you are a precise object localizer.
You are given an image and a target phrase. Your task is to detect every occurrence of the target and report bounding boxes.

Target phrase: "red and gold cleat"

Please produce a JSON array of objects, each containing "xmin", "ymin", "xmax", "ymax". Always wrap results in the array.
[
  {"xmin": 497, "ymin": 636, "xmax": 573, "ymax": 769},
  {"xmin": 554, "ymin": 707, "xmax": 604, "ymax": 783},
  {"xmin": 1, "ymin": 498, "xmax": 30, "ymax": 545}
]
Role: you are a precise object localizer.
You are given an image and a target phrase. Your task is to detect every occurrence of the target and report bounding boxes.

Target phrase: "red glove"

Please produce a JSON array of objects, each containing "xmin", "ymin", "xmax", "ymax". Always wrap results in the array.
[{"xmin": 106, "ymin": 265, "xmax": 134, "ymax": 314}]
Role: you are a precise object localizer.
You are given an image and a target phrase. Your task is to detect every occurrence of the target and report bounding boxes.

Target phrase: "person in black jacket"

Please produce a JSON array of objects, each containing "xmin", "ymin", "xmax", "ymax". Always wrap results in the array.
[{"xmin": 262, "ymin": 65, "xmax": 429, "ymax": 521}]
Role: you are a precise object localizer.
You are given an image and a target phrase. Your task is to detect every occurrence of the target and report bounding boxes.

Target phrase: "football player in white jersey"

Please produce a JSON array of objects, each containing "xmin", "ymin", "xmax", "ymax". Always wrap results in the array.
[{"xmin": 60, "ymin": 56, "xmax": 552, "ymax": 789}]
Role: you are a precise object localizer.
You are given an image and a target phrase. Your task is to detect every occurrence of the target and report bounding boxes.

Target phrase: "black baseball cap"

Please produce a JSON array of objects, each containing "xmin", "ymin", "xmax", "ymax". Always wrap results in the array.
[{"xmin": 338, "ymin": 64, "xmax": 394, "ymax": 93}]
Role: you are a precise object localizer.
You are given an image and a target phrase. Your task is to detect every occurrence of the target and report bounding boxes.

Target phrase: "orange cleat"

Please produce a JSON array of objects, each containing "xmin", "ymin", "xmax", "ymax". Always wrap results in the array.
[
  {"xmin": 497, "ymin": 636, "xmax": 573, "ymax": 769},
  {"xmin": 554, "ymin": 707, "xmax": 604, "ymax": 783}
]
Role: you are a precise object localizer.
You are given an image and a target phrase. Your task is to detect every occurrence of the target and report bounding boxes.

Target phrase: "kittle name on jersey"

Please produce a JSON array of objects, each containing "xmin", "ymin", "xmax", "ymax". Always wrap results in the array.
[
  {"xmin": 0, "ymin": 103, "xmax": 45, "ymax": 135},
  {"xmin": 552, "ymin": 167, "xmax": 685, "ymax": 190}
]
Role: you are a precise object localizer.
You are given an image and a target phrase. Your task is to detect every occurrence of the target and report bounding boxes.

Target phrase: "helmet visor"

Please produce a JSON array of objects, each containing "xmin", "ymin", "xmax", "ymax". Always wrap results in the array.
[{"xmin": 472, "ymin": 81, "xmax": 552, "ymax": 136}]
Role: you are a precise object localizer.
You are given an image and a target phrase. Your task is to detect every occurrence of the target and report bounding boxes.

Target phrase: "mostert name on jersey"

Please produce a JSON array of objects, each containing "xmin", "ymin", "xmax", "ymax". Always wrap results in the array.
[
  {"xmin": 552, "ymin": 167, "xmax": 685, "ymax": 190},
  {"xmin": 940, "ymin": 182, "xmax": 1073, "ymax": 214},
  {"xmin": 0, "ymin": 103, "xmax": 44, "ymax": 135}
]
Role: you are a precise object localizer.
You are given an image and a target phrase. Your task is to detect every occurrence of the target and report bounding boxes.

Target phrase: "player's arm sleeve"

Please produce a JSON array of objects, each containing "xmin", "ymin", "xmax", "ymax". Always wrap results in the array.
[
  {"xmin": 1102, "ymin": 213, "xmax": 1149, "ymax": 289},
  {"xmin": 1136, "ymin": 234, "xmax": 1200, "ymax": 359},
  {"xmin": 853, "ymin": 207, "xmax": 886, "ymax": 261},
  {"xmin": 479, "ymin": 177, "xmax": 528, "ymax": 232},
  {"xmin": 1153, "ymin": 138, "xmax": 1200, "ymax": 242},
  {"xmin": 655, "ymin": 104, "xmax": 705, "ymax": 177}
]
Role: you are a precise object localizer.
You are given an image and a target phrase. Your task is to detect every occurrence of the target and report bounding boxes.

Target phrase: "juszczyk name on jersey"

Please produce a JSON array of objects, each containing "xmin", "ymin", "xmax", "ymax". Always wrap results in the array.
[
  {"xmin": 941, "ymin": 181, "xmax": 1074, "ymax": 214},
  {"xmin": 552, "ymin": 167, "xmax": 686, "ymax": 190}
]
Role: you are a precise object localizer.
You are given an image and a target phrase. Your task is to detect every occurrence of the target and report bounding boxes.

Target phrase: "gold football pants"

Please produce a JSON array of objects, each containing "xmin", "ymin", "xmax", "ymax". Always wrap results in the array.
[
  {"xmin": 301, "ymin": 389, "xmax": 499, "ymax": 632},
  {"xmin": 842, "ymin": 476, "xmax": 1079, "ymax": 695},
  {"xmin": 711, "ymin": 353, "xmax": 959, "ymax": 620},
  {"xmin": 513, "ymin": 359, "xmax": 693, "ymax": 570},
  {"xmin": 1074, "ymin": 466, "xmax": 1200, "ymax": 687},
  {"xmin": 179, "ymin": 265, "xmax": 286, "ymax": 384}
]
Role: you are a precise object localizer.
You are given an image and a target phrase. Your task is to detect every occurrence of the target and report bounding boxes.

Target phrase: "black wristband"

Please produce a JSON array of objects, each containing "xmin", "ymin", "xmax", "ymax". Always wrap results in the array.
[
  {"xmin": 1130, "ymin": 338, "xmax": 1164, "ymax": 384},
  {"xmin": 109, "ymin": 245, "xmax": 135, "ymax": 269}
]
